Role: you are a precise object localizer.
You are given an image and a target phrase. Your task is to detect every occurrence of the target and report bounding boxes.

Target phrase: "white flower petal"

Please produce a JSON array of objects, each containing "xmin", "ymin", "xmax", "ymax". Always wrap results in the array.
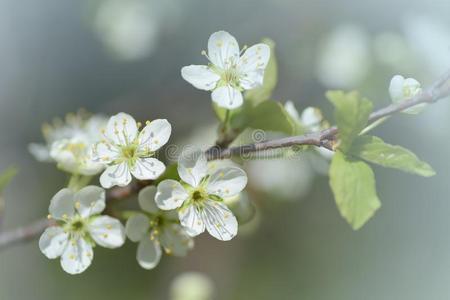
[
  {"xmin": 138, "ymin": 186, "xmax": 159, "ymax": 213},
  {"xmin": 138, "ymin": 119, "xmax": 172, "ymax": 152},
  {"xmin": 206, "ymin": 167, "xmax": 247, "ymax": 198},
  {"xmin": 181, "ymin": 65, "xmax": 220, "ymax": 91},
  {"xmin": 131, "ymin": 158, "xmax": 166, "ymax": 180},
  {"xmin": 389, "ymin": 75, "xmax": 406, "ymax": 102},
  {"xmin": 238, "ymin": 43, "xmax": 270, "ymax": 73},
  {"xmin": 39, "ymin": 226, "xmax": 69, "ymax": 259},
  {"xmin": 202, "ymin": 200, "xmax": 238, "ymax": 241},
  {"xmin": 49, "ymin": 188, "xmax": 75, "ymax": 220},
  {"xmin": 28, "ymin": 143, "xmax": 52, "ymax": 162},
  {"xmin": 136, "ymin": 236, "xmax": 162, "ymax": 270},
  {"xmin": 74, "ymin": 186, "xmax": 106, "ymax": 218},
  {"xmin": 100, "ymin": 162, "xmax": 132, "ymax": 188},
  {"xmin": 155, "ymin": 180, "xmax": 189, "ymax": 210},
  {"xmin": 60, "ymin": 237, "xmax": 93, "ymax": 275},
  {"xmin": 301, "ymin": 107, "xmax": 323, "ymax": 132},
  {"xmin": 177, "ymin": 148, "xmax": 207, "ymax": 187},
  {"xmin": 159, "ymin": 224, "xmax": 194, "ymax": 257},
  {"xmin": 238, "ymin": 43, "xmax": 270, "ymax": 89},
  {"xmin": 284, "ymin": 101, "xmax": 301, "ymax": 122},
  {"xmin": 125, "ymin": 213, "xmax": 150, "ymax": 242},
  {"xmin": 105, "ymin": 112, "xmax": 138, "ymax": 146},
  {"xmin": 89, "ymin": 215, "xmax": 125, "ymax": 248},
  {"xmin": 91, "ymin": 141, "xmax": 120, "ymax": 164},
  {"xmin": 211, "ymin": 85, "xmax": 243, "ymax": 109},
  {"xmin": 207, "ymin": 31, "xmax": 240, "ymax": 69},
  {"xmin": 179, "ymin": 204, "xmax": 205, "ymax": 237}
]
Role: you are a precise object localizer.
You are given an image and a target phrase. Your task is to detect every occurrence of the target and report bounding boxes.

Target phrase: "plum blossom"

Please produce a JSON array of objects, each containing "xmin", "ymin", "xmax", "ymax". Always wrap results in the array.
[
  {"xmin": 155, "ymin": 148, "xmax": 247, "ymax": 241},
  {"xmin": 181, "ymin": 31, "xmax": 270, "ymax": 109},
  {"xmin": 29, "ymin": 112, "xmax": 108, "ymax": 175},
  {"xmin": 39, "ymin": 186, "xmax": 125, "ymax": 274},
  {"xmin": 125, "ymin": 186, "xmax": 193, "ymax": 269},
  {"xmin": 91, "ymin": 113, "xmax": 171, "ymax": 188},
  {"xmin": 389, "ymin": 75, "xmax": 426, "ymax": 114}
]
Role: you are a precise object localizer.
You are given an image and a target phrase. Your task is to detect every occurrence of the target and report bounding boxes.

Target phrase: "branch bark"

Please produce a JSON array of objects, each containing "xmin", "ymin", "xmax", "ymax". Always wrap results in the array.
[{"xmin": 0, "ymin": 69, "xmax": 449, "ymax": 251}]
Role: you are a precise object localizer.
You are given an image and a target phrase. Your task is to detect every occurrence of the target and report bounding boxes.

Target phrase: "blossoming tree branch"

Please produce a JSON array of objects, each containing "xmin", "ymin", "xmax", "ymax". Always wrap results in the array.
[{"xmin": 0, "ymin": 31, "xmax": 449, "ymax": 275}]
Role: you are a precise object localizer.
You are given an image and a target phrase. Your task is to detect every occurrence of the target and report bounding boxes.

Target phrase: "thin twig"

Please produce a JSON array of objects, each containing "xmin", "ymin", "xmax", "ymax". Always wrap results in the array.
[
  {"xmin": 206, "ymin": 69, "xmax": 450, "ymax": 160},
  {"xmin": 0, "ymin": 69, "xmax": 449, "ymax": 251}
]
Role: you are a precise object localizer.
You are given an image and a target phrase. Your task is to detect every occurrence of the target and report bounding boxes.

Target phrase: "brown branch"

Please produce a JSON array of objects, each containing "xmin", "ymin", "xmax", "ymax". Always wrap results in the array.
[
  {"xmin": 0, "ymin": 69, "xmax": 449, "ymax": 251},
  {"xmin": 206, "ymin": 69, "xmax": 450, "ymax": 160}
]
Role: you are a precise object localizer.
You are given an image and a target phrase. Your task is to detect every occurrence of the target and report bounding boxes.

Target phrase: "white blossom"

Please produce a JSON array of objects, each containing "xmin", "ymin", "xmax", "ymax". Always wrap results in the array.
[
  {"xmin": 389, "ymin": 75, "xmax": 426, "ymax": 114},
  {"xmin": 181, "ymin": 31, "xmax": 270, "ymax": 109},
  {"xmin": 155, "ymin": 148, "xmax": 247, "ymax": 241},
  {"xmin": 29, "ymin": 112, "xmax": 108, "ymax": 176},
  {"xmin": 91, "ymin": 113, "xmax": 171, "ymax": 188},
  {"xmin": 39, "ymin": 186, "xmax": 125, "ymax": 274},
  {"xmin": 284, "ymin": 101, "xmax": 333, "ymax": 159},
  {"xmin": 125, "ymin": 186, "xmax": 193, "ymax": 270}
]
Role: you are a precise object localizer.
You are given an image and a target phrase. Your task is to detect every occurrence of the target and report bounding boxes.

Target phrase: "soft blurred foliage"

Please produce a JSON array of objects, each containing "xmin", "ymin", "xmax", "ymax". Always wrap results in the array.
[{"xmin": 1, "ymin": 0, "xmax": 450, "ymax": 299}]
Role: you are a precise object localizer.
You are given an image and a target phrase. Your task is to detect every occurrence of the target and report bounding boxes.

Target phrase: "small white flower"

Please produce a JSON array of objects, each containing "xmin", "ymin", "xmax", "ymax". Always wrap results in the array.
[
  {"xmin": 155, "ymin": 148, "xmax": 247, "ymax": 241},
  {"xmin": 181, "ymin": 31, "xmax": 270, "ymax": 109},
  {"xmin": 92, "ymin": 113, "xmax": 171, "ymax": 188},
  {"xmin": 39, "ymin": 186, "xmax": 125, "ymax": 274},
  {"xmin": 284, "ymin": 101, "xmax": 334, "ymax": 159},
  {"xmin": 29, "ymin": 112, "xmax": 108, "ymax": 172},
  {"xmin": 125, "ymin": 186, "xmax": 193, "ymax": 270},
  {"xmin": 389, "ymin": 75, "xmax": 426, "ymax": 114}
]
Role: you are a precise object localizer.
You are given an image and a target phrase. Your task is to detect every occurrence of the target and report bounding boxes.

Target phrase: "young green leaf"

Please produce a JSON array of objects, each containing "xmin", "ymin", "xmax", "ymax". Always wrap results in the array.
[
  {"xmin": 241, "ymin": 100, "xmax": 296, "ymax": 135},
  {"xmin": 349, "ymin": 135, "xmax": 435, "ymax": 177},
  {"xmin": 329, "ymin": 151, "xmax": 381, "ymax": 230},
  {"xmin": 327, "ymin": 91, "xmax": 373, "ymax": 152},
  {"xmin": 245, "ymin": 39, "xmax": 278, "ymax": 104},
  {"xmin": 0, "ymin": 167, "xmax": 18, "ymax": 193}
]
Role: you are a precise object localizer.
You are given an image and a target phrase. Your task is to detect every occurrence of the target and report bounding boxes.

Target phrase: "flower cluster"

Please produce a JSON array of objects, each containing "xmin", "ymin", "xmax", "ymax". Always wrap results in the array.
[{"xmin": 32, "ymin": 30, "xmax": 429, "ymax": 277}]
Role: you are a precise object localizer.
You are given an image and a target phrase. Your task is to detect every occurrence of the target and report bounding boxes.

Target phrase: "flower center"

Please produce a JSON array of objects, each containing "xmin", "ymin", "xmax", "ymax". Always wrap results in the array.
[
  {"xmin": 121, "ymin": 144, "xmax": 137, "ymax": 159},
  {"xmin": 190, "ymin": 188, "xmax": 208, "ymax": 204},
  {"xmin": 69, "ymin": 219, "xmax": 86, "ymax": 233},
  {"xmin": 220, "ymin": 67, "xmax": 241, "ymax": 88}
]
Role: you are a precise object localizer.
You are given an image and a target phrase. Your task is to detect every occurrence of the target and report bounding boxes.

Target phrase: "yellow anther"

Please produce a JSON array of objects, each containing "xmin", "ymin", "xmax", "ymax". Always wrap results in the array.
[
  {"xmin": 216, "ymin": 41, "xmax": 223, "ymax": 47},
  {"xmin": 47, "ymin": 214, "xmax": 52, "ymax": 219},
  {"xmin": 165, "ymin": 248, "xmax": 172, "ymax": 255},
  {"xmin": 122, "ymin": 118, "xmax": 128, "ymax": 124},
  {"xmin": 145, "ymin": 120, "xmax": 151, "ymax": 125},
  {"xmin": 106, "ymin": 224, "xmax": 113, "ymax": 230},
  {"xmin": 201, "ymin": 50, "xmax": 207, "ymax": 56},
  {"xmin": 75, "ymin": 202, "xmax": 81, "ymax": 209},
  {"xmin": 137, "ymin": 122, "xmax": 142, "ymax": 128}
]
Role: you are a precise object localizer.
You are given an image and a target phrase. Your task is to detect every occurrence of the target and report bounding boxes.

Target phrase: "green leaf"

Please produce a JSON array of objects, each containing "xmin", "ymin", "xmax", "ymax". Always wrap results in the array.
[
  {"xmin": 0, "ymin": 167, "xmax": 18, "ymax": 193},
  {"xmin": 237, "ymin": 100, "xmax": 296, "ymax": 135},
  {"xmin": 329, "ymin": 151, "xmax": 381, "ymax": 230},
  {"xmin": 349, "ymin": 135, "xmax": 435, "ymax": 177},
  {"xmin": 245, "ymin": 39, "xmax": 277, "ymax": 104},
  {"xmin": 327, "ymin": 91, "xmax": 373, "ymax": 152}
]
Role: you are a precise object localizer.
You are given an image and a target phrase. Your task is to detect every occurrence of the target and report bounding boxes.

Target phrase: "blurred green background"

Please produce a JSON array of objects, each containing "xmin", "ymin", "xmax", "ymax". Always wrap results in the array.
[{"xmin": 1, "ymin": 0, "xmax": 450, "ymax": 299}]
